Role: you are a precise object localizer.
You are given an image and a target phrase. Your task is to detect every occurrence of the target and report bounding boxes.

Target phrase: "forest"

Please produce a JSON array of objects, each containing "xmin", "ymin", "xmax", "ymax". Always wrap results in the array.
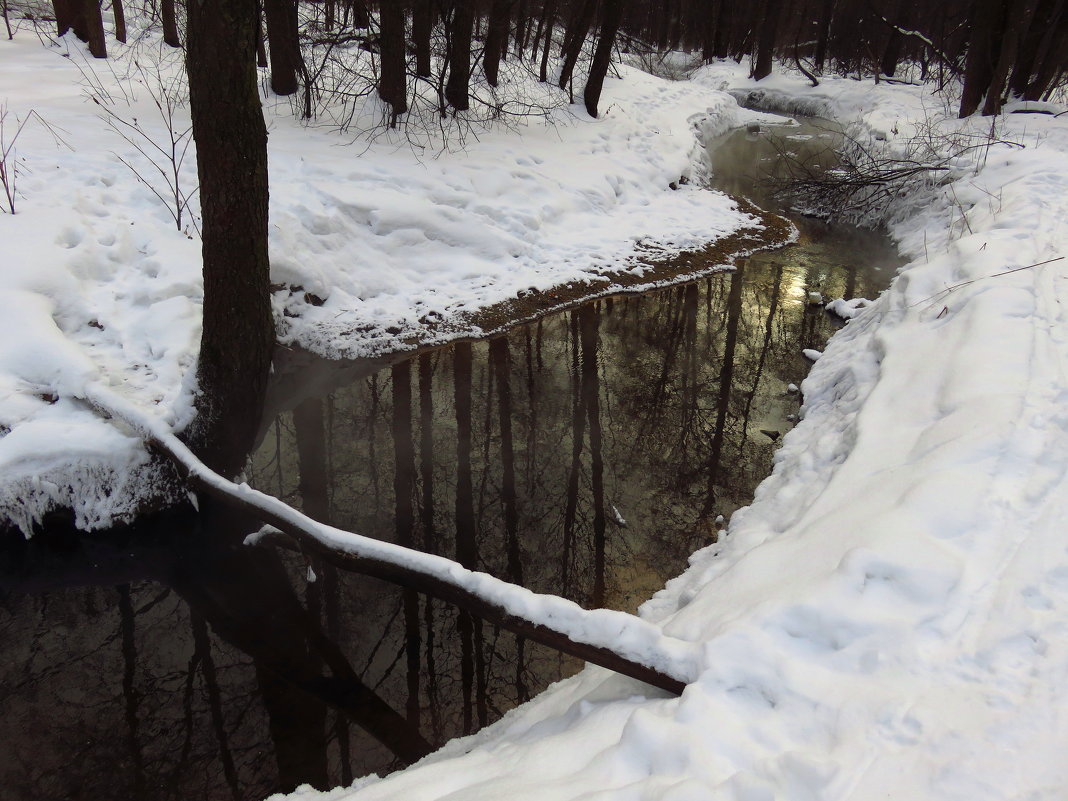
[
  {"xmin": 37, "ymin": 0, "xmax": 1068, "ymax": 123},
  {"xmin": 4, "ymin": 0, "xmax": 1068, "ymax": 798},
  {"xmin": 16, "ymin": 0, "xmax": 1062, "ymax": 481}
]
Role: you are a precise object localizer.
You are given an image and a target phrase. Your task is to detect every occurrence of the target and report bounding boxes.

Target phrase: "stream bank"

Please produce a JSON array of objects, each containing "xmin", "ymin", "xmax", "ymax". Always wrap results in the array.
[{"xmin": 0, "ymin": 113, "xmax": 904, "ymax": 800}]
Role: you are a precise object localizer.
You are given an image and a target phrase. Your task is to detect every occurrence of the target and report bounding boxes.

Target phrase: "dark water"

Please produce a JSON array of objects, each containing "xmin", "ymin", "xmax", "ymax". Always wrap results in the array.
[{"xmin": 0, "ymin": 121, "xmax": 900, "ymax": 801}]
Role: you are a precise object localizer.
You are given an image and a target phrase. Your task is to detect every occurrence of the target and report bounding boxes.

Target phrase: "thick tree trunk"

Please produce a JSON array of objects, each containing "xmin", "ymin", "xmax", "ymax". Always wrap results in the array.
[
  {"xmin": 1008, "ymin": 0, "xmax": 1063, "ymax": 97},
  {"xmin": 1025, "ymin": 20, "xmax": 1068, "ymax": 99},
  {"xmin": 84, "ymin": 0, "xmax": 107, "ymax": 57},
  {"xmin": 161, "ymin": 0, "xmax": 180, "ymax": 47},
  {"xmin": 55, "ymin": 0, "xmax": 91, "ymax": 42},
  {"xmin": 263, "ymin": 0, "xmax": 302, "ymax": 96},
  {"xmin": 378, "ymin": 0, "xmax": 408, "ymax": 122},
  {"xmin": 813, "ymin": 0, "xmax": 836, "ymax": 72},
  {"xmin": 583, "ymin": 0, "xmax": 625, "ymax": 117},
  {"xmin": 445, "ymin": 0, "xmax": 475, "ymax": 110},
  {"xmin": 558, "ymin": 0, "xmax": 597, "ymax": 90},
  {"xmin": 53, "ymin": 0, "xmax": 72, "ymax": 36},
  {"xmin": 483, "ymin": 0, "xmax": 511, "ymax": 86},
  {"xmin": 537, "ymin": 0, "xmax": 557, "ymax": 81},
  {"xmin": 112, "ymin": 0, "xmax": 127, "ymax": 43},
  {"xmin": 879, "ymin": 0, "xmax": 912, "ymax": 77},
  {"xmin": 982, "ymin": 0, "xmax": 1039, "ymax": 114},
  {"xmin": 413, "ymin": 0, "xmax": 433, "ymax": 78},
  {"xmin": 959, "ymin": 0, "xmax": 1005, "ymax": 116},
  {"xmin": 185, "ymin": 0, "xmax": 274, "ymax": 477},
  {"xmin": 751, "ymin": 0, "xmax": 781, "ymax": 80}
]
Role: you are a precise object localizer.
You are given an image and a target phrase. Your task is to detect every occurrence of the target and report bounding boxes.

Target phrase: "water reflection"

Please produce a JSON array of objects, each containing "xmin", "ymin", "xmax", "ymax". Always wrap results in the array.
[{"xmin": 0, "ymin": 120, "xmax": 901, "ymax": 800}]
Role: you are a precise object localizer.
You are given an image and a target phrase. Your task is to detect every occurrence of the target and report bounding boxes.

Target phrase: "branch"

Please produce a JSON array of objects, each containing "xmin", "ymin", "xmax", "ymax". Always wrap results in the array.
[{"xmin": 77, "ymin": 383, "xmax": 698, "ymax": 696}]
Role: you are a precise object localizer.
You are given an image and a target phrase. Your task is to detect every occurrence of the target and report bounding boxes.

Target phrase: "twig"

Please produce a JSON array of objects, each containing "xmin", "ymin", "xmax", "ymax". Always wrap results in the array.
[{"xmin": 909, "ymin": 256, "xmax": 1064, "ymax": 308}]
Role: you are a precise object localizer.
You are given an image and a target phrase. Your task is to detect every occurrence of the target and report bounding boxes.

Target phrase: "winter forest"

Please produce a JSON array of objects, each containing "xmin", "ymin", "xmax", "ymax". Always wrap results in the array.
[{"xmin": 4, "ymin": 0, "xmax": 1068, "ymax": 799}]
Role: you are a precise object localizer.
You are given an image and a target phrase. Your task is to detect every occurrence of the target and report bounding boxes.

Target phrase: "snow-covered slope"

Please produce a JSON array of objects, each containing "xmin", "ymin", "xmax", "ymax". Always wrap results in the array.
[
  {"xmin": 0, "ymin": 28, "xmax": 766, "ymax": 532},
  {"xmin": 265, "ymin": 67, "xmax": 1068, "ymax": 801}
]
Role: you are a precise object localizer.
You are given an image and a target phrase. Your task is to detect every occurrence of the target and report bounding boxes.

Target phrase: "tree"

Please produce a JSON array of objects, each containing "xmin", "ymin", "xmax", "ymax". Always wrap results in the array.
[
  {"xmin": 161, "ymin": 0, "xmax": 180, "ymax": 47},
  {"xmin": 483, "ymin": 0, "xmax": 511, "ymax": 87},
  {"xmin": 264, "ymin": 0, "xmax": 302, "ymax": 95},
  {"xmin": 445, "ymin": 0, "xmax": 475, "ymax": 111},
  {"xmin": 584, "ymin": 0, "xmax": 625, "ymax": 117},
  {"xmin": 378, "ymin": 0, "xmax": 408, "ymax": 122},
  {"xmin": 751, "ymin": 0, "xmax": 782, "ymax": 80},
  {"xmin": 185, "ymin": 0, "xmax": 275, "ymax": 477}
]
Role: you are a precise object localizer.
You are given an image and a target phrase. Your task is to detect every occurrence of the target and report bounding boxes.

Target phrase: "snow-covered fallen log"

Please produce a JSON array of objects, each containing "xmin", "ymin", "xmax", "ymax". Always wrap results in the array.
[{"xmin": 77, "ymin": 382, "xmax": 699, "ymax": 696}]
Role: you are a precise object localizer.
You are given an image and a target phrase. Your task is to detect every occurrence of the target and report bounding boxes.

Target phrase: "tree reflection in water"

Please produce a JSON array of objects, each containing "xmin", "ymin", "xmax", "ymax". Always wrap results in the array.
[{"xmin": 0, "ymin": 224, "xmax": 898, "ymax": 800}]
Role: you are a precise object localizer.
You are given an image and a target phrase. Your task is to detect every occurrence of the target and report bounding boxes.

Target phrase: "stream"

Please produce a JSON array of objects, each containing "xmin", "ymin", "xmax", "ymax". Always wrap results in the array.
[{"xmin": 0, "ymin": 116, "xmax": 901, "ymax": 800}]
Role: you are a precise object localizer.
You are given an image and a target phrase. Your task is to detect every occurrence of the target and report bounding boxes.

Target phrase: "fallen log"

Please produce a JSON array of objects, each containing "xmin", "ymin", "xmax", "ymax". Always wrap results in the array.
[{"xmin": 79, "ymin": 383, "xmax": 698, "ymax": 697}]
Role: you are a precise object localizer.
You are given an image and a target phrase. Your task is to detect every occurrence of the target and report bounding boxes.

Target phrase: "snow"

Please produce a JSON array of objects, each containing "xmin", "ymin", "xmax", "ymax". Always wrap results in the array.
[
  {"xmin": 10, "ymin": 17, "xmax": 1068, "ymax": 801},
  {"xmin": 0, "ymin": 27, "xmax": 771, "ymax": 531},
  {"xmin": 825, "ymin": 297, "xmax": 872, "ymax": 319},
  {"xmin": 257, "ymin": 63, "xmax": 1068, "ymax": 801}
]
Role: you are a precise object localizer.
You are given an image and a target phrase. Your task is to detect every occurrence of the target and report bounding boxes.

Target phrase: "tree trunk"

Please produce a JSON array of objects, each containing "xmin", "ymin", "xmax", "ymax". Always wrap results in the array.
[
  {"xmin": 379, "ymin": 0, "xmax": 408, "ymax": 122},
  {"xmin": 483, "ymin": 0, "xmax": 511, "ymax": 86},
  {"xmin": 445, "ymin": 0, "xmax": 475, "ymax": 110},
  {"xmin": 982, "ymin": 0, "xmax": 1039, "ymax": 114},
  {"xmin": 264, "ymin": 0, "xmax": 302, "ymax": 96},
  {"xmin": 112, "ymin": 0, "xmax": 127, "ymax": 43},
  {"xmin": 813, "ymin": 0, "xmax": 836, "ymax": 72},
  {"xmin": 413, "ymin": 0, "xmax": 433, "ymax": 78},
  {"xmin": 55, "ymin": 0, "xmax": 91, "ymax": 41},
  {"xmin": 583, "ymin": 0, "xmax": 625, "ymax": 117},
  {"xmin": 1008, "ymin": 0, "xmax": 1063, "ymax": 97},
  {"xmin": 751, "ymin": 0, "xmax": 781, "ymax": 80},
  {"xmin": 959, "ymin": 0, "xmax": 1005, "ymax": 116},
  {"xmin": 84, "ymin": 0, "xmax": 107, "ymax": 57},
  {"xmin": 537, "ymin": 0, "xmax": 557, "ymax": 81},
  {"xmin": 879, "ymin": 0, "xmax": 912, "ymax": 77},
  {"xmin": 558, "ymin": 0, "xmax": 597, "ymax": 91},
  {"xmin": 161, "ymin": 0, "xmax": 180, "ymax": 47},
  {"xmin": 185, "ymin": 0, "xmax": 274, "ymax": 477},
  {"xmin": 1025, "ymin": 20, "xmax": 1068, "ymax": 99},
  {"xmin": 53, "ymin": 0, "xmax": 72, "ymax": 37}
]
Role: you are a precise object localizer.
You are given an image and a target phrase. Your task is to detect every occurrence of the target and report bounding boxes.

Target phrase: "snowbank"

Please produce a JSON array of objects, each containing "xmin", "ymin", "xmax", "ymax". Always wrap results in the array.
[
  {"xmin": 0, "ymin": 30, "xmax": 770, "ymax": 532},
  {"xmin": 266, "ymin": 65, "xmax": 1068, "ymax": 801}
]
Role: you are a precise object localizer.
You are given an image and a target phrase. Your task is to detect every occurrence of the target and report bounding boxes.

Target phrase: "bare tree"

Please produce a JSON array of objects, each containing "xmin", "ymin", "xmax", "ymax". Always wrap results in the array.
[{"xmin": 184, "ymin": 0, "xmax": 274, "ymax": 476}]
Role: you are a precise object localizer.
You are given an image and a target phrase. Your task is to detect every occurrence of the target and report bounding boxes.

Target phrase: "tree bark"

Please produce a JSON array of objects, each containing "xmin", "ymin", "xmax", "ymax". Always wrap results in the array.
[
  {"xmin": 161, "ymin": 0, "xmax": 180, "ymax": 47},
  {"xmin": 879, "ymin": 0, "xmax": 912, "ymax": 77},
  {"xmin": 751, "ymin": 0, "xmax": 781, "ymax": 80},
  {"xmin": 445, "ymin": 0, "xmax": 475, "ymax": 110},
  {"xmin": 981, "ymin": 0, "xmax": 1039, "ymax": 114},
  {"xmin": 185, "ymin": 0, "xmax": 274, "ymax": 477},
  {"xmin": 583, "ymin": 0, "xmax": 625, "ymax": 117},
  {"xmin": 959, "ymin": 0, "xmax": 1005, "ymax": 116},
  {"xmin": 1008, "ymin": 0, "xmax": 1064, "ymax": 97},
  {"xmin": 413, "ymin": 0, "xmax": 433, "ymax": 78},
  {"xmin": 378, "ymin": 0, "xmax": 408, "ymax": 122},
  {"xmin": 813, "ymin": 0, "xmax": 836, "ymax": 72},
  {"xmin": 483, "ymin": 0, "xmax": 511, "ymax": 86},
  {"xmin": 112, "ymin": 0, "xmax": 127, "ymax": 43},
  {"xmin": 263, "ymin": 0, "xmax": 302, "ymax": 96},
  {"xmin": 558, "ymin": 0, "xmax": 597, "ymax": 91},
  {"xmin": 84, "ymin": 0, "xmax": 107, "ymax": 57}
]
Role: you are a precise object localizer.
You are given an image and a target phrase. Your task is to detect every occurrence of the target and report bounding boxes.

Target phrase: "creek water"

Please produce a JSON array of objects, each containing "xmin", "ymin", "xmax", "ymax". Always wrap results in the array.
[{"xmin": 0, "ymin": 117, "xmax": 901, "ymax": 800}]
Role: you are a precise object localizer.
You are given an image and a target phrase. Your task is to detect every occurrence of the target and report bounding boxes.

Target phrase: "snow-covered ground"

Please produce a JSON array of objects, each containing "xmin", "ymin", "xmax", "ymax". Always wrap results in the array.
[
  {"xmin": 0, "ymin": 26, "xmax": 772, "ymax": 532},
  {"xmin": 264, "ymin": 68, "xmax": 1068, "ymax": 801},
  {"xmin": 9, "ymin": 16, "xmax": 1068, "ymax": 799}
]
